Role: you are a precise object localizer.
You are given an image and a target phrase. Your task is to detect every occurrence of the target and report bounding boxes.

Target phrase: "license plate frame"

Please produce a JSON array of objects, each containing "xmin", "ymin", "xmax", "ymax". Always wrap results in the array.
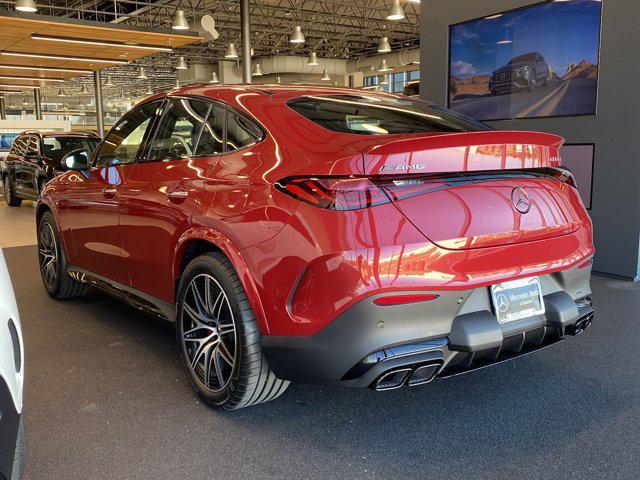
[{"xmin": 490, "ymin": 277, "xmax": 545, "ymax": 324}]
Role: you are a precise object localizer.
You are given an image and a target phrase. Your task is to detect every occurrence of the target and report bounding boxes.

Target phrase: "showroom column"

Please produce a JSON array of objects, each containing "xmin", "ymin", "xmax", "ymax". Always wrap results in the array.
[
  {"xmin": 240, "ymin": 0, "xmax": 251, "ymax": 83},
  {"xmin": 93, "ymin": 71, "xmax": 105, "ymax": 137},
  {"xmin": 34, "ymin": 88, "xmax": 42, "ymax": 120},
  {"xmin": 0, "ymin": 97, "xmax": 5, "ymax": 120}
]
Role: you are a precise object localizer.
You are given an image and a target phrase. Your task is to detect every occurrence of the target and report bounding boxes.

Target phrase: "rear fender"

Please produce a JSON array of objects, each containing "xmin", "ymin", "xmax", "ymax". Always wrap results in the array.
[{"xmin": 174, "ymin": 227, "xmax": 269, "ymax": 334}]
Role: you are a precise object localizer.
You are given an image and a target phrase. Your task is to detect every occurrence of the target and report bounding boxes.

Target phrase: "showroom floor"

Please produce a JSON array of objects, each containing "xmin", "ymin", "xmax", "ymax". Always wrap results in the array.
[{"xmin": 1, "ymin": 203, "xmax": 639, "ymax": 479}]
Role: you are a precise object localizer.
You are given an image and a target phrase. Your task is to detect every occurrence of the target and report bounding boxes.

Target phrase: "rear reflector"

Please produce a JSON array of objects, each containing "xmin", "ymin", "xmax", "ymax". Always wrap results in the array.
[{"xmin": 373, "ymin": 294, "xmax": 439, "ymax": 307}]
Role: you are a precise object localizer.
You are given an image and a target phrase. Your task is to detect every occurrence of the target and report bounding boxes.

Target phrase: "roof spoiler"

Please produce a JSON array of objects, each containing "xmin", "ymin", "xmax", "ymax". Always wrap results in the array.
[{"xmin": 367, "ymin": 130, "xmax": 565, "ymax": 156}]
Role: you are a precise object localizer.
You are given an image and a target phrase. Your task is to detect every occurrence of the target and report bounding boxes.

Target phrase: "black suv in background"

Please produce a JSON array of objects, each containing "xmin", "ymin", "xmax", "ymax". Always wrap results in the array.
[
  {"xmin": 489, "ymin": 52, "xmax": 550, "ymax": 95},
  {"xmin": 2, "ymin": 131, "xmax": 99, "ymax": 206}
]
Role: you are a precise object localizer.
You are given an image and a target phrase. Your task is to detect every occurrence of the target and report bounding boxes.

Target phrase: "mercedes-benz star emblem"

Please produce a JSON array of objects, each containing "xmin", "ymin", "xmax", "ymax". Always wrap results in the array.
[
  {"xmin": 497, "ymin": 294, "xmax": 509, "ymax": 313},
  {"xmin": 511, "ymin": 187, "xmax": 531, "ymax": 214}
]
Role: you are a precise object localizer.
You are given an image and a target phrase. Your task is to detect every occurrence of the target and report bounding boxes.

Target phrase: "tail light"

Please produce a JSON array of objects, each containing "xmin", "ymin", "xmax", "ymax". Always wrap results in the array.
[
  {"xmin": 547, "ymin": 166, "xmax": 578, "ymax": 188},
  {"xmin": 275, "ymin": 176, "xmax": 390, "ymax": 210},
  {"xmin": 276, "ymin": 167, "xmax": 578, "ymax": 211}
]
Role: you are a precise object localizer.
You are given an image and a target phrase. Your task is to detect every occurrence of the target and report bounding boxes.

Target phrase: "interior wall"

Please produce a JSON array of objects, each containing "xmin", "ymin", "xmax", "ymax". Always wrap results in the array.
[{"xmin": 420, "ymin": 0, "xmax": 640, "ymax": 280}]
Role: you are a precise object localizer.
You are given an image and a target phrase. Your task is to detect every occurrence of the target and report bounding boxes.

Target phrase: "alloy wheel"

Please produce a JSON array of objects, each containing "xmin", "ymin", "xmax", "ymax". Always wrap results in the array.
[
  {"xmin": 180, "ymin": 274, "xmax": 237, "ymax": 393},
  {"xmin": 38, "ymin": 222, "xmax": 58, "ymax": 289}
]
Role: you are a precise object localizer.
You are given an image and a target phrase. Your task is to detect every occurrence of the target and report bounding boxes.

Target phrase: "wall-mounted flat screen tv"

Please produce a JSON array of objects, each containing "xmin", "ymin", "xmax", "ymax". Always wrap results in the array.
[{"xmin": 448, "ymin": 0, "xmax": 602, "ymax": 121}]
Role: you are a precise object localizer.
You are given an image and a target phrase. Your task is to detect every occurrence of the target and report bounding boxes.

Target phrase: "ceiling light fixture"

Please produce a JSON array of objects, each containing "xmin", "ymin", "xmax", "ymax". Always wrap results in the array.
[
  {"xmin": 136, "ymin": 66, "xmax": 148, "ymax": 79},
  {"xmin": 57, "ymin": 88, "xmax": 66, "ymax": 97},
  {"xmin": 321, "ymin": 69, "xmax": 331, "ymax": 81},
  {"xmin": 225, "ymin": 43, "xmax": 239, "ymax": 59},
  {"xmin": 0, "ymin": 51, "xmax": 128, "ymax": 65},
  {"xmin": 0, "ymin": 64, "xmax": 91, "ymax": 74},
  {"xmin": 80, "ymin": 84, "xmax": 89, "ymax": 95},
  {"xmin": 174, "ymin": 78, "xmax": 181, "ymax": 89},
  {"xmin": 209, "ymin": 71, "xmax": 219, "ymax": 84},
  {"xmin": 0, "ymin": 75, "xmax": 64, "ymax": 82},
  {"xmin": 386, "ymin": 0, "xmax": 405, "ymax": 21},
  {"xmin": 30, "ymin": 34, "xmax": 173, "ymax": 53},
  {"xmin": 378, "ymin": 59, "xmax": 392, "ymax": 72},
  {"xmin": 380, "ymin": 74, "xmax": 389, "ymax": 85},
  {"xmin": 378, "ymin": 36, "xmax": 392, "ymax": 53},
  {"xmin": 290, "ymin": 25, "xmax": 305, "ymax": 44},
  {"xmin": 15, "ymin": 0, "xmax": 37, "ymax": 12},
  {"xmin": 308, "ymin": 52, "xmax": 319, "ymax": 66},
  {"xmin": 253, "ymin": 63, "xmax": 264, "ymax": 76},
  {"xmin": 176, "ymin": 56, "xmax": 188, "ymax": 70},
  {"xmin": 104, "ymin": 75, "xmax": 114, "ymax": 87},
  {"xmin": 172, "ymin": 9, "xmax": 190, "ymax": 30},
  {"xmin": 0, "ymin": 83, "xmax": 40, "ymax": 90}
]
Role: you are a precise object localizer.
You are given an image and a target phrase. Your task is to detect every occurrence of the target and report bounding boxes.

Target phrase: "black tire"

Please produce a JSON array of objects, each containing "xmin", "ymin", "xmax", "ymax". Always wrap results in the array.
[
  {"xmin": 37, "ymin": 211, "xmax": 88, "ymax": 300},
  {"xmin": 4, "ymin": 176, "xmax": 22, "ymax": 207},
  {"xmin": 176, "ymin": 252, "xmax": 289, "ymax": 410},
  {"xmin": 11, "ymin": 416, "xmax": 25, "ymax": 480}
]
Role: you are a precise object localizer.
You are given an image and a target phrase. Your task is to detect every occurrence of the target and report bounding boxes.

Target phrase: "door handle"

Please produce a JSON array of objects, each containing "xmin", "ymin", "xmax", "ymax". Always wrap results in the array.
[
  {"xmin": 167, "ymin": 188, "xmax": 188, "ymax": 203},
  {"xmin": 102, "ymin": 187, "xmax": 117, "ymax": 199}
]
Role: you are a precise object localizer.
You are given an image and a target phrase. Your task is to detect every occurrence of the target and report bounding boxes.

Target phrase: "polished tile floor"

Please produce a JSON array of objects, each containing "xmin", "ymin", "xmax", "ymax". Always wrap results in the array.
[{"xmin": 0, "ymin": 190, "xmax": 37, "ymax": 248}]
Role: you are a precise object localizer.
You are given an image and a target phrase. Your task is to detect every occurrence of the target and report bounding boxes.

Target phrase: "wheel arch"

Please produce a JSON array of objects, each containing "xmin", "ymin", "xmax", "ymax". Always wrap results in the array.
[{"xmin": 174, "ymin": 227, "xmax": 270, "ymax": 334}]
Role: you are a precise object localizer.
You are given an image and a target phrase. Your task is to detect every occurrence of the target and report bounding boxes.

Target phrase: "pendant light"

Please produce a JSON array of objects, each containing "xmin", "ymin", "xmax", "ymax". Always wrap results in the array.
[
  {"xmin": 172, "ymin": 9, "xmax": 189, "ymax": 30},
  {"xmin": 377, "ymin": 36, "xmax": 392, "ymax": 53},
  {"xmin": 225, "ymin": 43, "xmax": 239, "ymax": 59},
  {"xmin": 174, "ymin": 78, "xmax": 181, "ymax": 89},
  {"xmin": 307, "ymin": 52, "xmax": 319, "ymax": 66},
  {"xmin": 80, "ymin": 84, "xmax": 89, "ymax": 95},
  {"xmin": 57, "ymin": 88, "xmax": 66, "ymax": 97},
  {"xmin": 136, "ymin": 66, "xmax": 148, "ymax": 79},
  {"xmin": 176, "ymin": 56, "xmax": 188, "ymax": 70},
  {"xmin": 146, "ymin": 86, "xmax": 153, "ymax": 95},
  {"xmin": 378, "ymin": 58, "xmax": 392, "ymax": 72},
  {"xmin": 21, "ymin": 96, "xmax": 29, "ymax": 106},
  {"xmin": 321, "ymin": 69, "xmax": 331, "ymax": 81},
  {"xmin": 380, "ymin": 74, "xmax": 389, "ymax": 85},
  {"xmin": 104, "ymin": 75, "xmax": 114, "ymax": 87},
  {"xmin": 276, "ymin": 76, "xmax": 281, "ymax": 84},
  {"xmin": 252, "ymin": 63, "xmax": 263, "ymax": 76},
  {"xmin": 290, "ymin": 25, "xmax": 305, "ymax": 44},
  {"xmin": 386, "ymin": 0, "xmax": 405, "ymax": 21},
  {"xmin": 15, "ymin": 0, "xmax": 37, "ymax": 12},
  {"xmin": 209, "ymin": 71, "xmax": 219, "ymax": 84}
]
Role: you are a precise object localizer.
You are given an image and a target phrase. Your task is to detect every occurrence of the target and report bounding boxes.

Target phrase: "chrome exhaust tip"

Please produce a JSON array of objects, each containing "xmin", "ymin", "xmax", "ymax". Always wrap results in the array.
[
  {"xmin": 567, "ymin": 312, "xmax": 594, "ymax": 336},
  {"xmin": 372, "ymin": 368, "xmax": 412, "ymax": 391},
  {"xmin": 407, "ymin": 362, "xmax": 442, "ymax": 387}
]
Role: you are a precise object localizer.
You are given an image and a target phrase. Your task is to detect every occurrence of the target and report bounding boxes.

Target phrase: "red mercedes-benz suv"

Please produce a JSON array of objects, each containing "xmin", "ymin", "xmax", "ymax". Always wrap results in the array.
[{"xmin": 36, "ymin": 85, "xmax": 594, "ymax": 410}]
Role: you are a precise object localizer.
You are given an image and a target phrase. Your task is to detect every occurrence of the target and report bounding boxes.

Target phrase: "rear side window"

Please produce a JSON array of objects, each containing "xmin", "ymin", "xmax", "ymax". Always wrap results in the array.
[
  {"xmin": 226, "ymin": 111, "xmax": 262, "ymax": 152},
  {"xmin": 149, "ymin": 98, "xmax": 210, "ymax": 161},
  {"xmin": 287, "ymin": 94, "xmax": 490, "ymax": 135},
  {"xmin": 9, "ymin": 136, "xmax": 28, "ymax": 156},
  {"xmin": 43, "ymin": 136, "xmax": 99, "ymax": 160},
  {"xmin": 195, "ymin": 104, "xmax": 225, "ymax": 156}
]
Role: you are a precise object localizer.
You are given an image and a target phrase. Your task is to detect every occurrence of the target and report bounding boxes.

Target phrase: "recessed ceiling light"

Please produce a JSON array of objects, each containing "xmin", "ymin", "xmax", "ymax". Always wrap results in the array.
[
  {"xmin": 0, "ymin": 51, "xmax": 128, "ymax": 65},
  {"xmin": 31, "ymin": 34, "xmax": 173, "ymax": 53}
]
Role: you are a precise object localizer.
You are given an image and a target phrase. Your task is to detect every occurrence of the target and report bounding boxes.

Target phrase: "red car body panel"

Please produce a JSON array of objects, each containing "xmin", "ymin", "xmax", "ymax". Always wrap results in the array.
[{"xmin": 37, "ymin": 85, "xmax": 594, "ymax": 344}]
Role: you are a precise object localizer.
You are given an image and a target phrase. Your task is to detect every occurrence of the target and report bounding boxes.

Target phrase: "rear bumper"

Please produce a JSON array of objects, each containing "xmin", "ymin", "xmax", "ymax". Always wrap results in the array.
[
  {"xmin": 261, "ymin": 263, "xmax": 593, "ymax": 388},
  {"xmin": 0, "ymin": 376, "xmax": 20, "ymax": 480}
]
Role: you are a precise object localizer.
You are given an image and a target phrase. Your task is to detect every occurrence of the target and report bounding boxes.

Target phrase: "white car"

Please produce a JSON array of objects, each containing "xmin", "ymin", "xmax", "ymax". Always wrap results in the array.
[{"xmin": 0, "ymin": 248, "xmax": 24, "ymax": 480}]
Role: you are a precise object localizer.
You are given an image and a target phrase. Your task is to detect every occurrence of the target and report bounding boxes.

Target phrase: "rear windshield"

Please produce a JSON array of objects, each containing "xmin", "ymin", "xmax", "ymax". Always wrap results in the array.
[
  {"xmin": 287, "ymin": 94, "xmax": 490, "ymax": 135},
  {"xmin": 43, "ymin": 136, "xmax": 99, "ymax": 160}
]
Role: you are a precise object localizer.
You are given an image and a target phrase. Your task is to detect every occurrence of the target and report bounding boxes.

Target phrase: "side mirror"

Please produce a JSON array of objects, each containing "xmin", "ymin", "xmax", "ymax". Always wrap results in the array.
[{"xmin": 62, "ymin": 149, "xmax": 90, "ymax": 171}]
